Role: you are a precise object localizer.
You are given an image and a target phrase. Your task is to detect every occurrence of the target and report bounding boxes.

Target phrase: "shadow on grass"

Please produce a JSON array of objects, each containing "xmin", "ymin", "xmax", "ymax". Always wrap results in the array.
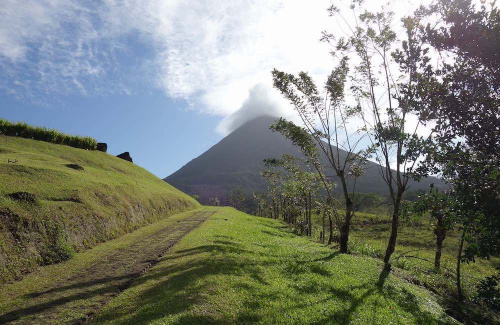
[
  {"xmin": 0, "ymin": 274, "xmax": 135, "ymax": 323},
  {"xmin": 93, "ymin": 238, "xmax": 452, "ymax": 325},
  {"xmin": 1, "ymin": 223, "xmax": 454, "ymax": 325}
]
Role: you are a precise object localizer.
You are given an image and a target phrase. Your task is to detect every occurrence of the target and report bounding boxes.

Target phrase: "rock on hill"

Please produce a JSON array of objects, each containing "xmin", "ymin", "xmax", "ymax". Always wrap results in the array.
[{"xmin": 165, "ymin": 116, "xmax": 444, "ymax": 206}]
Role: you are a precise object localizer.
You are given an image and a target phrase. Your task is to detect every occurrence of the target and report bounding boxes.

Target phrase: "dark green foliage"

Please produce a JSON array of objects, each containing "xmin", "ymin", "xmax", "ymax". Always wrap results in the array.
[
  {"xmin": 474, "ymin": 272, "xmax": 500, "ymax": 312},
  {"xmin": 408, "ymin": 0, "xmax": 500, "ymax": 300},
  {"xmin": 0, "ymin": 118, "xmax": 97, "ymax": 150},
  {"xmin": 422, "ymin": 0, "xmax": 500, "ymax": 157},
  {"xmin": 270, "ymin": 118, "xmax": 318, "ymax": 163}
]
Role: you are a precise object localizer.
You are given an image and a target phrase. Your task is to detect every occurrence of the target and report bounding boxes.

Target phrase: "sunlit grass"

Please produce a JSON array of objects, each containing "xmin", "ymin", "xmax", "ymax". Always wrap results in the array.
[
  {"xmin": 94, "ymin": 207, "xmax": 455, "ymax": 325},
  {"xmin": 0, "ymin": 135, "xmax": 198, "ymax": 282}
]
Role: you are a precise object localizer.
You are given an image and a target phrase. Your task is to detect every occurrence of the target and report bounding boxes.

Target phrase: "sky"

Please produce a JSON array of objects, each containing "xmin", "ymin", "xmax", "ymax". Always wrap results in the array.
[
  {"xmin": 0, "ymin": 0, "xmax": 342, "ymax": 177},
  {"xmin": 0, "ymin": 0, "xmax": 433, "ymax": 177}
]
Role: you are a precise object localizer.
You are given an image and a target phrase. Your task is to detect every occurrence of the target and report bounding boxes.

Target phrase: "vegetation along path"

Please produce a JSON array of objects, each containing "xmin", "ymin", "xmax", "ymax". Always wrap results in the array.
[{"xmin": 0, "ymin": 209, "xmax": 215, "ymax": 324}]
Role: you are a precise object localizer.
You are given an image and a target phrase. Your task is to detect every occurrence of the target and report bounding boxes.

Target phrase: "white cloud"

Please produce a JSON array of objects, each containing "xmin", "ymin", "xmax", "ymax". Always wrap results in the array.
[
  {"xmin": 0, "ymin": 0, "xmax": 334, "ymax": 113},
  {"xmin": 115, "ymin": 0, "xmax": 334, "ymax": 116},
  {"xmin": 216, "ymin": 83, "xmax": 294, "ymax": 135},
  {"xmin": 0, "ymin": 0, "xmax": 123, "ymax": 99},
  {"xmin": 1, "ymin": 0, "xmax": 435, "ymax": 137}
]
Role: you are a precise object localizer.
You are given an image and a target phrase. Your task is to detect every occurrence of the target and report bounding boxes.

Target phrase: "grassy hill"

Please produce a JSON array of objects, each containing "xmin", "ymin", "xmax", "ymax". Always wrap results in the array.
[
  {"xmin": 0, "ymin": 135, "xmax": 199, "ymax": 283},
  {"xmin": 93, "ymin": 207, "xmax": 456, "ymax": 324}
]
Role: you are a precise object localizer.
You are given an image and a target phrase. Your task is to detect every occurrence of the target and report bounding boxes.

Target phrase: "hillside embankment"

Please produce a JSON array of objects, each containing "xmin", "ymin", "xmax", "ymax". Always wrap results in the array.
[
  {"xmin": 0, "ymin": 209, "xmax": 214, "ymax": 324},
  {"xmin": 0, "ymin": 135, "xmax": 199, "ymax": 283}
]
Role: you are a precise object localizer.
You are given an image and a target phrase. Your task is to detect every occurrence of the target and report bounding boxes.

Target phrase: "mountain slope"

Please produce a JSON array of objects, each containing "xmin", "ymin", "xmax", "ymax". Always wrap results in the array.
[
  {"xmin": 165, "ymin": 115, "xmax": 444, "ymax": 205},
  {"xmin": 0, "ymin": 135, "xmax": 199, "ymax": 283}
]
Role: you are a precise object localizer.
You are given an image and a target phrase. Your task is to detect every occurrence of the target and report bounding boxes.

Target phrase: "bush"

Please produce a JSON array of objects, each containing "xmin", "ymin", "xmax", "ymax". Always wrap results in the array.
[
  {"xmin": 0, "ymin": 118, "xmax": 97, "ymax": 150},
  {"xmin": 474, "ymin": 273, "xmax": 500, "ymax": 312}
]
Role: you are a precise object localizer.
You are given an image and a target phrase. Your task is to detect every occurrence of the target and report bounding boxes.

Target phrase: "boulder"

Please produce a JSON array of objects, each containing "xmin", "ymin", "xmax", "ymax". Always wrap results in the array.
[
  {"xmin": 116, "ymin": 152, "xmax": 133, "ymax": 163},
  {"xmin": 97, "ymin": 142, "xmax": 107, "ymax": 153}
]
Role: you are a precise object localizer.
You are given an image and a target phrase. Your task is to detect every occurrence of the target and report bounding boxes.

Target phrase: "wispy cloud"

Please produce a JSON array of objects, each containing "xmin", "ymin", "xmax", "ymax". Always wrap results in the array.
[
  {"xmin": 104, "ymin": 0, "xmax": 334, "ymax": 116},
  {"xmin": 1, "ymin": 0, "xmax": 335, "ymax": 114},
  {"xmin": 0, "ymin": 0, "xmax": 126, "ymax": 100}
]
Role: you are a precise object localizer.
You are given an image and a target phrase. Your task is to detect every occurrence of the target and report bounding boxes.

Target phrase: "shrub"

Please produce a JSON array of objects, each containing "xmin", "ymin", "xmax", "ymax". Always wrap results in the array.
[
  {"xmin": 474, "ymin": 273, "xmax": 500, "ymax": 312},
  {"xmin": 0, "ymin": 118, "xmax": 97, "ymax": 150}
]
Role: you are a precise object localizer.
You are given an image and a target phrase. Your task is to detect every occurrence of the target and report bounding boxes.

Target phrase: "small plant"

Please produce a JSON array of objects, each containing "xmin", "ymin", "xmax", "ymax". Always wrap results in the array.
[
  {"xmin": 41, "ymin": 223, "xmax": 75, "ymax": 265},
  {"xmin": 474, "ymin": 272, "xmax": 500, "ymax": 312},
  {"xmin": 349, "ymin": 239, "xmax": 382, "ymax": 258}
]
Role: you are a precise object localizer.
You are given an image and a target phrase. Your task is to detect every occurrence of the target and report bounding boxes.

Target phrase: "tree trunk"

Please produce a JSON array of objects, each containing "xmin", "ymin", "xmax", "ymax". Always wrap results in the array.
[
  {"xmin": 339, "ymin": 197, "xmax": 353, "ymax": 253},
  {"xmin": 457, "ymin": 227, "xmax": 466, "ymax": 300},
  {"xmin": 337, "ymin": 174, "xmax": 353, "ymax": 253},
  {"xmin": 322, "ymin": 207, "xmax": 326, "ymax": 244},
  {"xmin": 339, "ymin": 219, "xmax": 351, "ymax": 253},
  {"xmin": 308, "ymin": 192, "xmax": 312, "ymax": 238},
  {"xmin": 434, "ymin": 213, "xmax": 446, "ymax": 270},
  {"xmin": 383, "ymin": 194, "xmax": 402, "ymax": 267},
  {"xmin": 328, "ymin": 214, "xmax": 334, "ymax": 245}
]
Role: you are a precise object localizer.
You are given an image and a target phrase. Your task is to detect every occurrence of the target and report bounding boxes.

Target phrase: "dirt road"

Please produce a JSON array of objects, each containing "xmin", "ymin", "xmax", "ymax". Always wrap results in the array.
[{"xmin": 0, "ymin": 210, "xmax": 215, "ymax": 324}]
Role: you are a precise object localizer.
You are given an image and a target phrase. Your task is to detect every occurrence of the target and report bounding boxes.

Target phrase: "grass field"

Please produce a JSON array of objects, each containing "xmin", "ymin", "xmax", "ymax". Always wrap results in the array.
[
  {"xmin": 307, "ymin": 211, "xmax": 499, "ymax": 323},
  {"xmin": 93, "ymin": 207, "xmax": 456, "ymax": 325},
  {"xmin": 0, "ymin": 135, "xmax": 199, "ymax": 283}
]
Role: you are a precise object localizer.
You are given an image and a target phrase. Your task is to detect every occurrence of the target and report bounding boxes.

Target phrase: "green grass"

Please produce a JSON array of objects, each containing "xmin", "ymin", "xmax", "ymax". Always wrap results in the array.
[
  {"xmin": 0, "ymin": 208, "xmax": 209, "ymax": 320},
  {"xmin": 307, "ymin": 210, "xmax": 499, "ymax": 323},
  {"xmin": 350, "ymin": 212, "xmax": 498, "ymax": 296},
  {"xmin": 0, "ymin": 135, "xmax": 199, "ymax": 283},
  {"xmin": 0, "ymin": 118, "xmax": 98, "ymax": 150},
  {"xmin": 93, "ymin": 207, "xmax": 456, "ymax": 325}
]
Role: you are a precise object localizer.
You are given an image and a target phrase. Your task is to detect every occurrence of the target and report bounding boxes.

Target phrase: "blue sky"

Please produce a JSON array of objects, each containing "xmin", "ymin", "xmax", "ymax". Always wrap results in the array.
[
  {"xmin": 0, "ymin": 90, "xmax": 221, "ymax": 178},
  {"xmin": 0, "ymin": 0, "xmax": 339, "ymax": 177},
  {"xmin": 0, "ymin": 0, "xmax": 422, "ymax": 177}
]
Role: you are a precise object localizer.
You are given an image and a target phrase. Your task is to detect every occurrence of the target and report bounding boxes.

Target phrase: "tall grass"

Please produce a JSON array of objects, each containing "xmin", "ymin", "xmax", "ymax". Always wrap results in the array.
[{"xmin": 0, "ymin": 119, "xmax": 97, "ymax": 150}]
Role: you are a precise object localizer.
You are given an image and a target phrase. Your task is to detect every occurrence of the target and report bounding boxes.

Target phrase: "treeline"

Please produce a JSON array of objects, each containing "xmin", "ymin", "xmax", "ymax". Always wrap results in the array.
[
  {"xmin": 255, "ymin": 155, "xmax": 319, "ymax": 238},
  {"xmin": 255, "ymin": 157, "xmax": 395, "ymax": 242},
  {"xmin": 0, "ymin": 119, "xmax": 97, "ymax": 150},
  {"xmin": 259, "ymin": 0, "xmax": 499, "ymax": 313}
]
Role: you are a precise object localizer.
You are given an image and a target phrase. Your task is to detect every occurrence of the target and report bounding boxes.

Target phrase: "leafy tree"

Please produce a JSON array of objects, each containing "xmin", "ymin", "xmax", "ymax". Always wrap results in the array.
[
  {"xmin": 229, "ymin": 187, "xmax": 245, "ymax": 210},
  {"xmin": 272, "ymin": 56, "xmax": 369, "ymax": 253},
  {"xmin": 209, "ymin": 197, "xmax": 220, "ymax": 206},
  {"xmin": 324, "ymin": 3, "xmax": 434, "ymax": 266},
  {"xmin": 265, "ymin": 154, "xmax": 321, "ymax": 237},
  {"xmin": 413, "ymin": 0, "xmax": 500, "ymax": 299},
  {"xmin": 261, "ymin": 161, "xmax": 283, "ymax": 219},
  {"xmin": 412, "ymin": 186, "xmax": 452, "ymax": 269},
  {"xmin": 252, "ymin": 192, "xmax": 268, "ymax": 217}
]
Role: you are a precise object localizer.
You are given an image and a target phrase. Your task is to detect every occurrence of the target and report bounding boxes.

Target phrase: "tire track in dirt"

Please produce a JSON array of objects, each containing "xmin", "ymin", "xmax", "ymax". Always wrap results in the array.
[{"xmin": 0, "ymin": 210, "xmax": 215, "ymax": 324}]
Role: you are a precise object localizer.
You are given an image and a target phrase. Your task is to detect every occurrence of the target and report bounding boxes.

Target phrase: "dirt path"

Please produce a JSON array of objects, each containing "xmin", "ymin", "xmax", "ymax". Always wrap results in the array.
[{"xmin": 0, "ymin": 210, "xmax": 215, "ymax": 324}]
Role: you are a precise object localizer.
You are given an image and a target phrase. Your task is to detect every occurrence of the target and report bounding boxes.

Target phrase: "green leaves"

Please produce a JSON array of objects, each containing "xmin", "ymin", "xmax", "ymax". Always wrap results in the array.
[{"xmin": 270, "ymin": 118, "xmax": 319, "ymax": 163}]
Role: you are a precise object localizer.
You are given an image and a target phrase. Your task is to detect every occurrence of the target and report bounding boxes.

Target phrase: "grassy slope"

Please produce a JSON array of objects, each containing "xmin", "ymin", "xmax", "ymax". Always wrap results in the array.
[
  {"xmin": 94, "ymin": 207, "xmax": 456, "ymax": 325},
  {"xmin": 0, "ymin": 208, "xmax": 208, "ymax": 322},
  {"xmin": 0, "ymin": 135, "xmax": 199, "ymax": 282},
  {"xmin": 307, "ymin": 211, "xmax": 499, "ymax": 323},
  {"xmin": 348, "ymin": 212, "xmax": 499, "ymax": 296}
]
